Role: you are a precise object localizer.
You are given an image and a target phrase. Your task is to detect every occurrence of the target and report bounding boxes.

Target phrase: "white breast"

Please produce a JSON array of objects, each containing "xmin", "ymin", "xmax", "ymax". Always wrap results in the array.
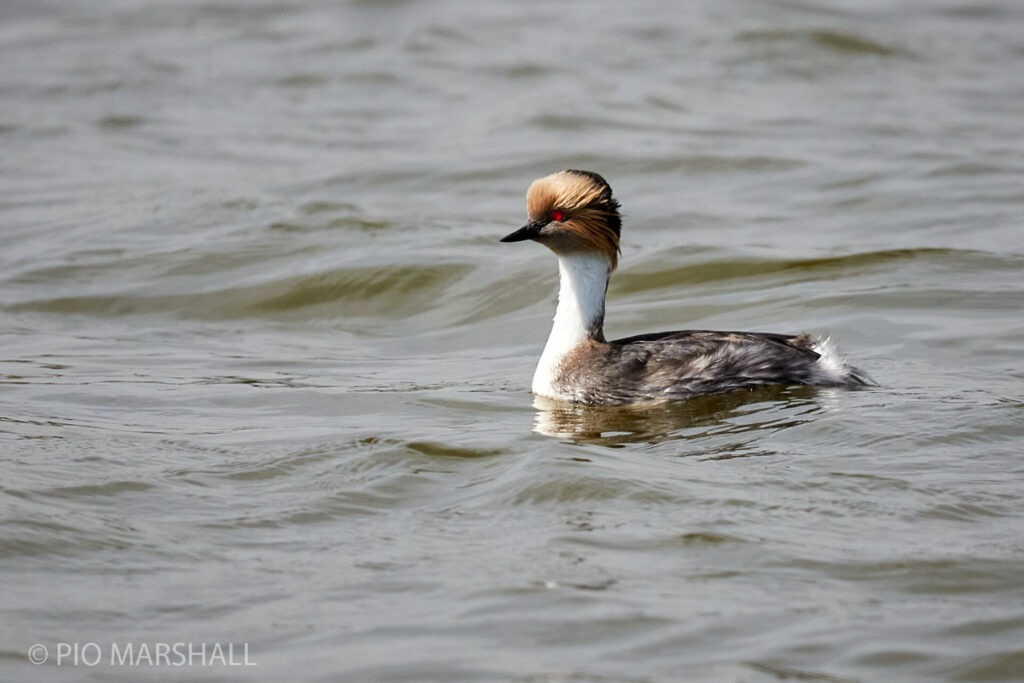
[{"xmin": 532, "ymin": 254, "xmax": 610, "ymax": 399}]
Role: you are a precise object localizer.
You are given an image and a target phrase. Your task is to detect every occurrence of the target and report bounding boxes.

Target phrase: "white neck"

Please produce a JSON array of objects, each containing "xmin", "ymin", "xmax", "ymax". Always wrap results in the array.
[{"xmin": 532, "ymin": 253, "xmax": 611, "ymax": 398}]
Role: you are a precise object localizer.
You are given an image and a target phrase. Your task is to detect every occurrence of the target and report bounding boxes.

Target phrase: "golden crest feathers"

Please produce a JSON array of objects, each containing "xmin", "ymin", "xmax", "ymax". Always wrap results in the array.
[{"xmin": 525, "ymin": 170, "xmax": 622, "ymax": 268}]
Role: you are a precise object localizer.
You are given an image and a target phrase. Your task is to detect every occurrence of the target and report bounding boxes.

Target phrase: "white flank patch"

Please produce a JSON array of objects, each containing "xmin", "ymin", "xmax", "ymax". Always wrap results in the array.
[{"xmin": 811, "ymin": 335, "xmax": 852, "ymax": 383}]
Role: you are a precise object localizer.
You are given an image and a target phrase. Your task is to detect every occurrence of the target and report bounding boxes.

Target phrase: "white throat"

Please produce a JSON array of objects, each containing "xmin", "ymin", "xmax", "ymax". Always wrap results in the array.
[{"xmin": 532, "ymin": 253, "xmax": 611, "ymax": 398}]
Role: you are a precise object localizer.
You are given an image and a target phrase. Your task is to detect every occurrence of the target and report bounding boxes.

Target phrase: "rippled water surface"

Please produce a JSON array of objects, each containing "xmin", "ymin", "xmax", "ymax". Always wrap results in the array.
[{"xmin": 2, "ymin": 1, "xmax": 1024, "ymax": 680}]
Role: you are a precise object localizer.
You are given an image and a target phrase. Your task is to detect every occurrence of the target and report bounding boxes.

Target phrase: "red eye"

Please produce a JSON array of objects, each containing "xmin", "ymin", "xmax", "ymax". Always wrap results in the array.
[{"xmin": 550, "ymin": 210, "xmax": 564, "ymax": 222}]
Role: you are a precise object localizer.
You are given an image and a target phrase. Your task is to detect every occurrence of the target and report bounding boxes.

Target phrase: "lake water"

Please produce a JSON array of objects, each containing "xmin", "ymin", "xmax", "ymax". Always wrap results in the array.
[{"xmin": 2, "ymin": 0, "xmax": 1023, "ymax": 680}]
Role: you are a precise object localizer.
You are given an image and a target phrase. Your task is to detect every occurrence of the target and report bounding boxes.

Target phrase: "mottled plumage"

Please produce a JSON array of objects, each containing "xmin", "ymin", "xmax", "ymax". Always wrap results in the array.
[
  {"xmin": 501, "ymin": 170, "xmax": 872, "ymax": 405},
  {"xmin": 557, "ymin": 331, "xmax": 870, "ymax": 404}
]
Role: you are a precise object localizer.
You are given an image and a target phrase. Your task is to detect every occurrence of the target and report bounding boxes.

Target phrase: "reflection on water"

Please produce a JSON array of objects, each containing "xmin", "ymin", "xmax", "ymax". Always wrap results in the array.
[{"xmin": 533, "ymin": 385, "xmax": 824, "ymax": 446}]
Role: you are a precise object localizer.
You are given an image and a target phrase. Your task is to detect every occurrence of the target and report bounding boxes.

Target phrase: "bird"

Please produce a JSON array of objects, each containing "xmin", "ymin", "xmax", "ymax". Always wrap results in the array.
[{"xmin": 500, "ymin": 169, "xmax": 872, "ymax": 405}]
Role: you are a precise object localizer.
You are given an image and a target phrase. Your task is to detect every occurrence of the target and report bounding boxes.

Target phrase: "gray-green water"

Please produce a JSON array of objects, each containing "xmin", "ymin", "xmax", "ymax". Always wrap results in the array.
[{"xmin": 2, "ymin": 1, "xmax": 1023, "ymax": 681}]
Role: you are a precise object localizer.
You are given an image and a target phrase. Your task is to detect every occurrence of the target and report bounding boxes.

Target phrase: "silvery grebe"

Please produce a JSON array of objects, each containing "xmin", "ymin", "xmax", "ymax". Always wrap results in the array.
[{"xmin": 501, "ymin": 169, "xmax": 871, "ymax": 405}]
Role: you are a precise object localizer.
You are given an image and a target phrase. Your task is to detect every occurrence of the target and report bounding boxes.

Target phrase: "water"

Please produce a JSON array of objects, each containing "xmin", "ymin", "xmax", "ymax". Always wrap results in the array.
[{"xmin": 2, "ymin": 0, "xmax": 1023, "ymax": 680}]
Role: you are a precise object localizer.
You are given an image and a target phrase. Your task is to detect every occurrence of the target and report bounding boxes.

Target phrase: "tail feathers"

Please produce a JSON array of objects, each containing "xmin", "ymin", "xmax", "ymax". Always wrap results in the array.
[{"xmin": 811, "ymin": 336, "xmax": 874, "ymax": 387}]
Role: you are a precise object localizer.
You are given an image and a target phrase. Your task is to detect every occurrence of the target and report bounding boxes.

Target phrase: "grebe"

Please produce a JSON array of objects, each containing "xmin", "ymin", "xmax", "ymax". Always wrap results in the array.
[{"xmin": 501, "ymin": 169, "xmax": 871, "ymax": 405}]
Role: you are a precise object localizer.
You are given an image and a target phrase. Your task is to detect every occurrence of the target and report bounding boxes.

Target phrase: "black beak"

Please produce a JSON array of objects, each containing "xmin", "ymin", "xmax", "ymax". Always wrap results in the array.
[{"xmin": 500, "ymin": 220, "xmax": 545, "ymax": 243}]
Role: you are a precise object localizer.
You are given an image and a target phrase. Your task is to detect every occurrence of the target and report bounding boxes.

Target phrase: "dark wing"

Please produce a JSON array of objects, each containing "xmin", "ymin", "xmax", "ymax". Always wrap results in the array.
[
  {"xmin": 611, "ymin": 329, "xmax": 818, "ymax": 353},
  {"xmin": 572, "ymin": 330, "xmax": 826, "ymax": 403}
]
